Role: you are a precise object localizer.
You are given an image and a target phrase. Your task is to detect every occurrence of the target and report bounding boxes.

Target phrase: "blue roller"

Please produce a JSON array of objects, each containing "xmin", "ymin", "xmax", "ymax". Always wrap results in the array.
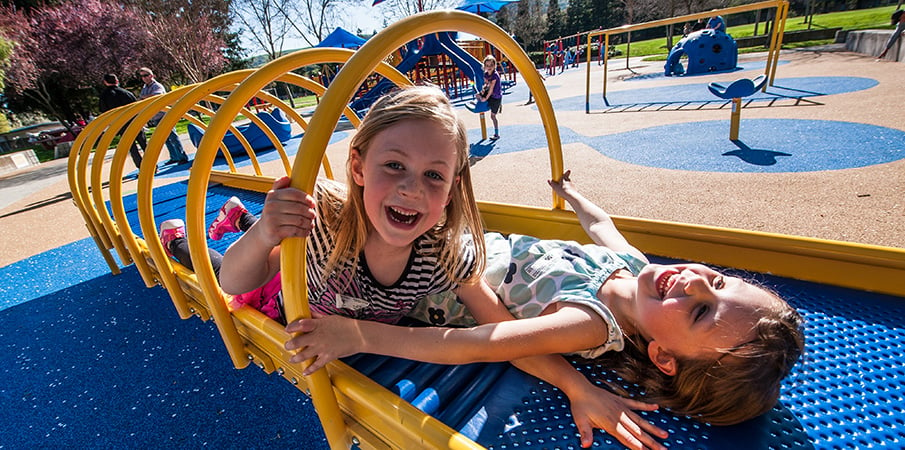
[{"xmin": 410, "ymin": 363, "xmax": 484, "ymax": 414}]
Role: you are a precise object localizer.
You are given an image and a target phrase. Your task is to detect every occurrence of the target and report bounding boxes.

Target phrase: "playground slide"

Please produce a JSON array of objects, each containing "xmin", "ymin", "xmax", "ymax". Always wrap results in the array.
[
  {"xmin": 350, "ymin": 33, "xmax": 486, "ymax": 111},
  {"xmin": 350, "ymin": 41, "xmax": 426, "ymax": 112},
  {"xmin": 437, "ymin": 31, "xmax": 483, "ymax": 90}
]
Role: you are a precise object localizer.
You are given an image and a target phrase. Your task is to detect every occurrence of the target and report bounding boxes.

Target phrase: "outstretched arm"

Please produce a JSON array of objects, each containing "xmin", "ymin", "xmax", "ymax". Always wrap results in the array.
[
  {"xmin": 220, "ymin": 176, "xmax": 316, "ymax": 295},
  {"xmin": 285, "ymin": 283, "xmax": 668, "ymax": 449},
  {"xmin": 549, "ymin": 170, "xmax": 648, "ymax": 264}
]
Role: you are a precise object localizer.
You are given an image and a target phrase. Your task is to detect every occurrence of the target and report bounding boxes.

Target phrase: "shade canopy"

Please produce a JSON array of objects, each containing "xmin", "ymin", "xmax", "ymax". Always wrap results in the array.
[
  {"xmin": 455, "ymin": 0, "xmax": 518, "ymax": 13},
  {"xmin": 314, "ymin": 27, "xmax": 368, "ymax": 49}
]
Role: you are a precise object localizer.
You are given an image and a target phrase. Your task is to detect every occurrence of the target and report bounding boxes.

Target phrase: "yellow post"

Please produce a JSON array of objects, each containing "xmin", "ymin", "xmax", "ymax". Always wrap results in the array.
[
  {"xmin": 730, "ymin": 98, "xmax": 742, "ymax": 140},
  {"xmin": 479, "ymin": 112, "xmax": 487, "ymax": 140}
]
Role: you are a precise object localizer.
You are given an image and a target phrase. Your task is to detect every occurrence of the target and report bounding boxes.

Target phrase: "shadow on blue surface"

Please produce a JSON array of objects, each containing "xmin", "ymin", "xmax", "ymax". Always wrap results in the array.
[{"xmin": 724, "ymin": 140, "xmax": 793, "ymax": 166}]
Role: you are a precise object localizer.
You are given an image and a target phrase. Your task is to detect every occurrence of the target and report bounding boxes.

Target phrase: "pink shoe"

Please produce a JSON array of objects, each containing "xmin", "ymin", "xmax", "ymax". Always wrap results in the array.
[
  {"xmin": 159, "ymin": 219, "xmax": 185, "ymax": 258},
  {"xmin": 208, "ymin": 196, "xmax": 247, "ymax": 240}
]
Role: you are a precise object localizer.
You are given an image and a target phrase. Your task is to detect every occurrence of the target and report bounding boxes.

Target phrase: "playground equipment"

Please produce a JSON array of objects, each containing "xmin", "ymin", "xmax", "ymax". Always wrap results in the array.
[
  {"xmin": 708, "ymin": 74, "xmax": 768, "ymax": 140},
  {"xmin": 350, "ymin": 32, "xmax": 483, "ymax": 111},
  {"xmin": 187, "ymin": 108, "xmax": 295, "ymax": 155},
  {"xmin": 69, "ymin": 10, "xmax": 905, "ymax": 450},
  {"xmin": 586, "ymin": 0, "xmax": 789, "ymax": 110},
  {"xmin": 664, "ymin": 28, "xmax": 738, "ymax": 76}
]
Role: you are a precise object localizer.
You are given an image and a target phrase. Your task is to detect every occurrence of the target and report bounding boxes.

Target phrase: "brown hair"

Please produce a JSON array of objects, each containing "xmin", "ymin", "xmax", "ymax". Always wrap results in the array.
[
  {"xmin": 599, "ymin": 288, "xmax": 804, "ymax": 425},
  {"xmin": 320, "ymin": 85, "xmax": 485, "ymax": 285}
]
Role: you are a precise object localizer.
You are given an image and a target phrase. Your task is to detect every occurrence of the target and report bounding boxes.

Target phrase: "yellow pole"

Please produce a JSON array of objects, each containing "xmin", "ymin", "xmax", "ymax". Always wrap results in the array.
[
  {"xmin": 480, "ymin": 112, "xmax": 487, "ymax": 140},
  {"xmin": 730, "ymin": 98, "xmax": 742, "ymax": 140}
]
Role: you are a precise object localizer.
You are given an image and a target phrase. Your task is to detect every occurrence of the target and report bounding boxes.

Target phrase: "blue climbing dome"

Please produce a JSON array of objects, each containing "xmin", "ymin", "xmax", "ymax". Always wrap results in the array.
[{"xmin": 665, "ymin": 28, "xmax": 738, "ymax": 76}]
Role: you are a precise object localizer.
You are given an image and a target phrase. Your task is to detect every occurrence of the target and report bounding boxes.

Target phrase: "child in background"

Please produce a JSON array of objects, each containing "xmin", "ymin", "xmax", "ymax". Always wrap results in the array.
[
  {"xmin": 286, "ymin": 171, "xmax": 804, "ymax": 438},
  {"xmin": 475, "ymin": 54, "xmax": 502, "ymax": 140}
]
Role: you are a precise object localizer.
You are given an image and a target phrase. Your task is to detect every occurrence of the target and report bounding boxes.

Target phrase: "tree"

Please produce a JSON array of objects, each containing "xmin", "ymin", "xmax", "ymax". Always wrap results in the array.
[
  {"xmin": 0, "ymin": 0, "xmax": 227, "ymax": 131},
  {"xmin": 565, "ymin": 0, "xmax": 592, "ymax": 35},
  {"xmin": 0, "ymin": 2, "xmax": 153, "ymax": 131},
  {"xmin": 277, "ymin": 0, "xmax": 339, "ymax": 47},
  {"xmin": 124, "ymin": 0, "xmax": 244, "ymax": 73},
  {"xmin": 377, "ymin": 0, "xmax": 459, "ymax": 21},
  {"xmin": 232, "ymin": 0, "xmax": 294, "ymax": 60},
  {"xmin": 0, "ymin": 34, "xmax": 12, "ymax": 133},
  {"xmin": 545, "ymin": 0, "xmax": 564, "ymax": 41},
  {"xmin": 513, "ymin": 0, "xmax": 546, "ymax": 51},
  {"xmin": 135, "ymin": 12, "xmax": 227, "ymax": 83}
]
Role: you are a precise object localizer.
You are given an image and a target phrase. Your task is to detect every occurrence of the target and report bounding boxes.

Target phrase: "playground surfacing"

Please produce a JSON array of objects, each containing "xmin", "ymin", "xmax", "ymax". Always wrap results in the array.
[{"xmin": 1, "ymin": 44, "xmax": 904, "ymax": 448}]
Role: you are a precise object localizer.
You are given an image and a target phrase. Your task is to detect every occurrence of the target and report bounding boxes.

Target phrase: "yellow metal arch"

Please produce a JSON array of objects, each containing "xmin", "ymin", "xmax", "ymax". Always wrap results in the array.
[{"xmin": 277, "ymin": 11, "xmax": 562, "ymax": 448}]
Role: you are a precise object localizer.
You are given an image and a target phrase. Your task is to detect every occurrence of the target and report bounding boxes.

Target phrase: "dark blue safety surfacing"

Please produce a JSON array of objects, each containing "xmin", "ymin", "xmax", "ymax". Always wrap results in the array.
[
  {"xmin": 111, "ymin": 184, "xmax": 905, "ymax": 449},
  {"xmin": 343, "ymin": 264, "xmax": 905, "ymax": 449}
]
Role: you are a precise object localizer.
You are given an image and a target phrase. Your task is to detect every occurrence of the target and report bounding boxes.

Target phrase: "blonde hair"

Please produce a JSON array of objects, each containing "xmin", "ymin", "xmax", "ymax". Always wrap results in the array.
[
  {"xmin": 320, "ymin": 85, "xmax": 485, "ymax": 285},
  {"xmin": 482, "ymin": 54, "xmax": 497, "ymax": 71},
  {"xmin": 598, "ymin": 286, "xmax": 804, "ymax": 425}
]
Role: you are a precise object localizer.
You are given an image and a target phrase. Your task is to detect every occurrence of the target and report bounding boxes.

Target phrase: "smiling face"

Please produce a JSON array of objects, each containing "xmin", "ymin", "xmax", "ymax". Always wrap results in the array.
[
  {"xmin": 350, "ymin": 118, "xmax": 459, "ymax": 250},
  {"xmin": 633, "ymin": 263, "xmax": 778, "ymax": 374}
]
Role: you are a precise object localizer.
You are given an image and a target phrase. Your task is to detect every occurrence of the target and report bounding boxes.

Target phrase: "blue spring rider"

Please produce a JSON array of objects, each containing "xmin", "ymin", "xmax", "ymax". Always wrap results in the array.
[
  {"xmin": 708, "ymin": 74, "xmax": 768, "ymax": 140},
  {"xmin": 665, "ymin": 28, "xmax": 738, "ymax": 76}
]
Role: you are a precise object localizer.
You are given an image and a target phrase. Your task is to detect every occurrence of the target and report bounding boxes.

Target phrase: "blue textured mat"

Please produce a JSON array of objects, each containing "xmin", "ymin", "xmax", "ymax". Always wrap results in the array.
[
  {"xmin": 0, "ymin": 263, "xmax": 328, "ymax": 448},
  {"xmin": 4, "ymin": 179, "xmax": 905, "ymax": 447},
  {"xmin": 468, "ymin": 120, "xmax": 905, "ymax": 173},
  {"xmin": 133, "ymin": 130, "xmax": 350, "ymax": 180},
  {"xmin": 115, "ymin": 180, "xmax": 266, "ymax": 256},
  {"xmin": 343, "ymin": 262, "xmax": 905, "ymax": 449}
]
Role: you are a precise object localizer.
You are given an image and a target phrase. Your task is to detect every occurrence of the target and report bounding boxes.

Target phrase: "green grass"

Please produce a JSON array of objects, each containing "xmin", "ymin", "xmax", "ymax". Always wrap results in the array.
[{"xmin": 610, "ymin": 5, "xmax": 899, "ymax": 58}]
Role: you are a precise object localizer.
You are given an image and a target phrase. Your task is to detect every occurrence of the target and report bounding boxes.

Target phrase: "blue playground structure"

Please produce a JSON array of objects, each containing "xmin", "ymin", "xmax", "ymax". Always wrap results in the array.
[
  {"xmin": 665, "ymin": 28, "xmax": 738, "ymax": 76},
  {"xmin": 708, "ymin": 74, "xmax": 768, "ymax": 140},
  {"xmin": 187, "ymin": 109, "xmax": 295, "ymax": 155},
  {"xmin": 350, "ymin": 32, "xmax": 485, "ymax": 112}
]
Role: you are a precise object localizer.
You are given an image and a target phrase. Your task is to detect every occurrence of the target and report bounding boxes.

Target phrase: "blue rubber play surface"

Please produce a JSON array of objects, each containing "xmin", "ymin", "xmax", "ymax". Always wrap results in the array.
[
  {"xmin": 551, "ymin": 76, "xmax": 878, "ymax": 111},
  {"xmin": 469, "ymin": 120, "xmax": 905, "ymax": 173},
  {"xmin": 3, "ymin": 219, "xmax": 905, "ymax": 448}
]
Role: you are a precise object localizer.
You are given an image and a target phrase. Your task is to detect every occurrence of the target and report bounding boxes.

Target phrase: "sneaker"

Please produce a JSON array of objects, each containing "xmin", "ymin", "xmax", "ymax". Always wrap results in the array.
[
  {"xmin": 208, "ymin": 196, "xmax": 247, "ymax": 240},
  {"xmin": 160, "ymin": 219, "xmax": 185, "ymax": 258},
  {"xmin": 490, "ymin": 134, "xmax": 500, "ymax": 141}
]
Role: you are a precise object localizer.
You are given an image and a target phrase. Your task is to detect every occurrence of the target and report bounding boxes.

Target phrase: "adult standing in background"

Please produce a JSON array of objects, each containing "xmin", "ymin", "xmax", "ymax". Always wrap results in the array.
[
  {"xmin": 138, "ymin": 67, "xmax": 189, "ymax": 165},
  {"xmin": 99, "ymin": 73, "xmax": 146, "ymax": 170},
  {"xmin": 878, "ymin": 10, "xmax": 904, "ymax": 60}
]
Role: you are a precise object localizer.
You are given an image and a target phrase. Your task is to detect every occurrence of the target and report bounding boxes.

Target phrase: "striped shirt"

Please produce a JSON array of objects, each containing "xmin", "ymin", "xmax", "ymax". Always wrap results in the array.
[{"xmin": 303, "ymin": 181, "xmax": 476, "ymax": 324}]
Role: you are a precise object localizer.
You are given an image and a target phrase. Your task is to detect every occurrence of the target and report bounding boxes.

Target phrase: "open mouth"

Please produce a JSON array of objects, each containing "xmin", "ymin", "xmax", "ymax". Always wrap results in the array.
[
  {"xmin": 656, "ymin": 271, "xmax": 678, "ymax": 299},
  {"xmin": 387, "ymin": 206, "xmax": 419, "ymax": 226}
]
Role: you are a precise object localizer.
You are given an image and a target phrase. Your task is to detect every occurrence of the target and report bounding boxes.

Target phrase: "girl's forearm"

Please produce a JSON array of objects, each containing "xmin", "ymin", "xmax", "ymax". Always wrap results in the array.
[{"xmin": 360, "ymin": 322, "xmax": 512, "ymax": 364}]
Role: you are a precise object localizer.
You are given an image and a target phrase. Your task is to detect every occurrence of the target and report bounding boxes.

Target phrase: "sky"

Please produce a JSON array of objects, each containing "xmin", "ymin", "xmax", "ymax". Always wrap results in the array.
[{"xmin": 277, "ymin": 2, "xmax": 388, "ymax": 52}]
